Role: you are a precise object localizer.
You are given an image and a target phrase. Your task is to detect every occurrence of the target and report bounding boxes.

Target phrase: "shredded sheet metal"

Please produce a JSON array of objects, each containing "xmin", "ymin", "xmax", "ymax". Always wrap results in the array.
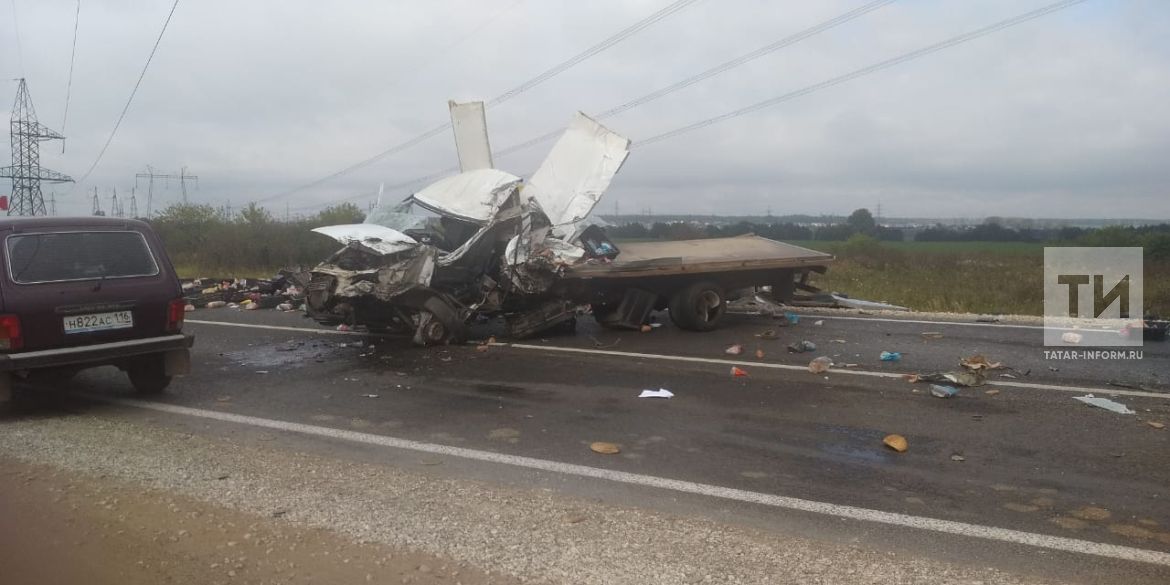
[
  {"xmin": 449, "ymin": 100, "xmax": 494, "ymax": 172},
  {"xmin": 412, "ymin": 168, "xmax": 520, "ymax": 223},
  {"xmin": 525, "ymin": 112, "xmax": 630, "ymax": 227},
  {"xmin": 311, "ymin": 224, "xmax": 418, "ymax": 256}
]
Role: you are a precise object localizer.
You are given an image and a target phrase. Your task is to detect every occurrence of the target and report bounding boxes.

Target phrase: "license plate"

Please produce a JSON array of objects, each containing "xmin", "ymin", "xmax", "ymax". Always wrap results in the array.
[{"xmin": 63, "ymin": 311, "xmax": 134, "ymax": 334}]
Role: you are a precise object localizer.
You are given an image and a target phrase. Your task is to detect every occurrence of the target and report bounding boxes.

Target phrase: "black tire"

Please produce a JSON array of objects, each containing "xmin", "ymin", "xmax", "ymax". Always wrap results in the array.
[
  {"xmin": 668, "ymin": 281, "xmax": 727, "ymax": 332},
  {"xmin": 128, "ymin": 356, "xmax": 172, "ymax": 395}
]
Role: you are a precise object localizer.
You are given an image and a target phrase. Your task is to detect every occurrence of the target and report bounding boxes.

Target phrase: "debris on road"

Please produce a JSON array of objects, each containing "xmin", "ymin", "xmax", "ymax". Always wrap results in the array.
[
  {"xmin": 976, "ymin": 315, "xmax": 1000, "ymax": 323},
  {"xmin": 959, "ymin": 355, "xmax": 1002, "ymax": 370},
  {"xmin": 882, "ymin": 434, "xmax": 908, "ymax": 453},
  {"xmin": 755, "ymin": 329, "xmax": 778, "ymax": 340},
  {"xmin": 1073, "ymin": 394, "xmax": 1135, "ymax": 415},
  {"xmin": 589, "ymin": 335, "xmax": 621, "ymax": 348},
  {"xmin": 725, "ymin": 344, "xmax": 744, "ymax": 355},
  {"xmin": 1061, "ymin": 331, "xmax": 1084, "ymax": 344},
  {"xmin": 787, "ymin": 340, "xmax": 816, "ymax": 353},
  {"xmin": 879, "ymin": 351, "xmax": 902, "ymax": 362},
  {"xmin": 912, "ymin": 371, "xmax": 987, "ymax": 387},
  {"xmin": 930, "ymin": 385, "xmax": 959, "ymax": 399},
  {"xmin": 640, "ymin": 325, "xmax": 654, "ymax": 333},
  {"xmin": 638, "ymin": 389, "xmax": 674, "ymax": 399},
  {"xmin": 730, "ymin": 366, "xmax": 749, "ymax": 378},
  {"xmin": 813, "ymin": 319, "xmax": 824, "ymax": 326},
  {"xmin": 590, "ymin": 442, "xmax": 621, "ymax": 454},
  {"xmin": 754, "ymin": 348, "xmax": 765, "ymax": 359},
  {"xmin": 808, "ymin": 356, "xmax": 832, "ymax": 374},
  {"xmin": 921, "ymin": 332, "xmax": 943, "ymax": 339},
  {"xmin": 361, "ymin": 394, "xmax": 380, "ymax": 398},
  {"xmin": 1145, "ymin": 421, "xmax": 1165, "ymax": 429},
  {"xmin": 951, "ymin": 454, "xmax": 966, "ymax": 462},
  {"xmin": 784, "ymin": 312, "xmax": 800, "ymax": 325},
  {"xmin": 985, "ymin": 389, "xmax": 1001, "ymax": 396},
  {"xmin": 206, "ymin": 300, "xmax": 226, "ymax": 309}
]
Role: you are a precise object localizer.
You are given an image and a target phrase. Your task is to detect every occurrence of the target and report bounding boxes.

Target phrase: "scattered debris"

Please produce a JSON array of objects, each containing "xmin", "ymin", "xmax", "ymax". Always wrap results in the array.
[
  {"xmin": 883, "ymin": 434, "xmax": 908, "ymax": 453},
  {"xmin": 829, "ymin": 339, "xmax": 846, "ymax": 344},
  {"xmin": 950, "ymin": 454, "xmax": 966, "ymax": 462},
  {"xmin": 754, "ymin": 348, "xmax": 765, "ymax": 359},
  {"xmin": 725, "ymin": 344, "xmax": 744, "ymax": 355},
  {"xmin": 755, "ymin": 329, "xmax": 778, "ymax": 340},
  {"xmin": 959, "ymin": 355, "xmax": 1002, "ymax": 370},
  {"xmin": 813, "ymin": 319, "xmax": 824, "ymax": 326},
  {"xmin": 783, "ymin": 312, "xmax": 800, "ymax": 325},
  {"xmin": 206, "ymin": 300, "xmax": 226, "ymax": 309},
  {"xmin": 183, "ymin": 304, "xmax": 195, "ymax": 312},
  {"xmin": 638, "ymin": 388, "xmax": 674, "ymax": 399},
  {"xmin": 336, "ymin": 324, "xmax": 351, "ymax": 332},
  {"xmin": 985, "ymin": 389, "xmax": 1001, "ymax": 396},
  {"xmin": 1147, "ymin": 421, "xmax": 1165, "ymax": 430},
  {"xmin": 975, "ymin": 315, "xmax": 1000, "ymax": 323},
  {"xmin": 921, "ymin": 332, "xmax": 943, "ymax": 339},
  {"xmin": 930, "ymin": 384, "xmax": 959, "ymax": 399},
  {"xmin": 589, "ymin": 335, "xmax": 621, "ymax": 348},
  {"xmin": 730, "ymin": 366, "xmax": 749, "ymax": 378},
  {"xmin": 590, "ymin": 442, "xmax": 621, "ymax": 454},
  {"xmin": 914, "ymin": 371, "xmax": 986, "ymax": 387},
  {"xmin": 360, "ymin": 394, "xmax": 380, "ymax": 398},
  {"xmin": 879, "ymin": 351, "xmax": 902, "ymax": 362},
  {"xmin": 1061, "ymin": 331, "xmax": 1083, "ymax": 344},
  {"xmin": 1073, "ymin": 394, "xmax": 1135, "ymax": 415},
  {"xmin": 787, "ymin": 340, "xmax": 816, "ymax": 353},
  {"xmin": 1000, "ymin": 373, "xmax": 1018, "ymax": 379},
  {"xmin": 808, "ymin": 356, "xmax": 832, "ymax": 374},
  {"xmin": 640, "ymin": 324, "xmax": 653, "ymax": 333}
]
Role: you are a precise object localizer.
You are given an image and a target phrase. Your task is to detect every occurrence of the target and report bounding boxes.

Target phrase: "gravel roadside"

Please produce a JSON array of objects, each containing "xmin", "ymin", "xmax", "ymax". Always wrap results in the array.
[{"xmin": 0, "ymin": 413, "xmax": 1057, "ymax": 585}]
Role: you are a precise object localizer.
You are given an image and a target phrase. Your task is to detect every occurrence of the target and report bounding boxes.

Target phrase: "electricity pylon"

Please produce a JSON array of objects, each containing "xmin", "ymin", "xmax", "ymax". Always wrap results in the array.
[{"xmin": 0, "ymin": 79, "xmax": 74, "ymax": 215}]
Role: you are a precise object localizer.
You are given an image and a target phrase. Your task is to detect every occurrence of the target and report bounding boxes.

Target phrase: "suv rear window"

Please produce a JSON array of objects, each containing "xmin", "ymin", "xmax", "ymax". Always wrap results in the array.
[{"xmin": 6, "ymin": 231, "xmax": 160, "ymax": 284}]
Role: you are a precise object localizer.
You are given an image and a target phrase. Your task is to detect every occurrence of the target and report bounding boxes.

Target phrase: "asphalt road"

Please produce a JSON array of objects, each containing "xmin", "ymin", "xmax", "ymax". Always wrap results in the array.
[{"xmin": 4, "ymin": 306, "xmax": 1169, "ymax": 584}]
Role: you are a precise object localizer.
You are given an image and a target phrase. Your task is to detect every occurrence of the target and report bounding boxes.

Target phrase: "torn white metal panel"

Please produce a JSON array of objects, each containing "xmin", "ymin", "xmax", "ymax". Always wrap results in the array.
[
  {"xmin": 449, "ymin": 100, "xmax": 494, "ymax": 171},
  {"xmin": 412, "ymin": 168, "xmax": 521, "ymax": 224},
  {"xmin": 525, "ymin": 112, "xmax": 631, "ymax": 227},
  {"xmin": 311, "ymin": 224, "xmax": 419, "ymax": 256}
]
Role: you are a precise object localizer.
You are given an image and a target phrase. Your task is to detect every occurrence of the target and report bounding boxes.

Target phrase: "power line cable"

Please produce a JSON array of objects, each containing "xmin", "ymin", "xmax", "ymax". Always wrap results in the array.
[
  {"xmin": 382, "ymin": 0, "xmax": 898, "ymax": 197},
  {"xmin": 636, "ymin": 0, "xmax": 1090, "ymax": 148},
  {"xmin": 256, "ymin": 0, "xmax": 703, "ymax": 204},
  {"xmin": 75, "ymin": 0, "xmax": 180, "ymax": 186},
  {"xmin": 302, "ymin": 0, "xmax": 1090, "ymax": 215},
  {"xmin": 61, "ymin": 0, "xmax": 81, "ymax": 152}
]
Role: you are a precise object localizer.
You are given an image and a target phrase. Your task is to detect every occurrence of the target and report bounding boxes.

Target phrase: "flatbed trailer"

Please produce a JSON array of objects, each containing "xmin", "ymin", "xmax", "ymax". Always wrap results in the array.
[{"xmin": 553, "ymin": 235, "xmax": 833, "ymax": 332}]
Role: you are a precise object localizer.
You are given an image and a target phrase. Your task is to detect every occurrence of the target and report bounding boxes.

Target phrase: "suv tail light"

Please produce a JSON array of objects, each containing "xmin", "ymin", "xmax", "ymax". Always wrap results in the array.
[
  {"xmin": 166, "ymin": 298, "xmax": 187, "ymax": 332},
  {"xmin": 0, "ymin": 314, "xmax": 23, "ymax": 350}
]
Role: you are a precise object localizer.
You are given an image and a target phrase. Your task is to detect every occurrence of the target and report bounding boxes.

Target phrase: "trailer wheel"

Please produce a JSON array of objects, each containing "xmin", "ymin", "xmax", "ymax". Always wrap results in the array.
[{"xmin": 669, "ymin": 281, "xmax": 726, "ymax": 331}]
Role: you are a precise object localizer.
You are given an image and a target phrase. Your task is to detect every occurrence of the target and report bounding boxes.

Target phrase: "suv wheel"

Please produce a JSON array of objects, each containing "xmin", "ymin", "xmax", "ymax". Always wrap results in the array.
[{"xmin": 128, "ymin": 356, "xmax": 172, "ymax": 395}]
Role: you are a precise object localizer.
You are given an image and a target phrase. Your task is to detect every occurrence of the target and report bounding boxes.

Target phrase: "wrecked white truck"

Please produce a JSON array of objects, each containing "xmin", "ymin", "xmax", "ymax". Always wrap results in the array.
[{"xmin": 306, "ymin": 102, "xmax": 832, "ymax": 345}]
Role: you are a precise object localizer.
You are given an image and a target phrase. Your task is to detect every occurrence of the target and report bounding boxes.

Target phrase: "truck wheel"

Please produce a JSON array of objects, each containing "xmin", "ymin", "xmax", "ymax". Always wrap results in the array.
[
  {"xmin": 669, "ymin": 281, "xmax": 727, "ymax": 331},
  {"xmin": 128, "ymin": 356, "xmax": 172, "ymax": 395}
]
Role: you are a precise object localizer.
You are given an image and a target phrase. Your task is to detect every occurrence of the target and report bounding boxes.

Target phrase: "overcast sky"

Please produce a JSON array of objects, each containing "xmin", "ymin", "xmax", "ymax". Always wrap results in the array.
[{"xmin": 3, "ymin": 0, "xmax": 1168, "ymax": 219}]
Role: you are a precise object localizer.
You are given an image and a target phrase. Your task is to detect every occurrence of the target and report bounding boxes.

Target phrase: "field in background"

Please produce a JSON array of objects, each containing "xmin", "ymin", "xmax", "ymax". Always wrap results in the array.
[{"xmin": 786, "ymin": 239, "xmax": 1168, "ymax": 316}]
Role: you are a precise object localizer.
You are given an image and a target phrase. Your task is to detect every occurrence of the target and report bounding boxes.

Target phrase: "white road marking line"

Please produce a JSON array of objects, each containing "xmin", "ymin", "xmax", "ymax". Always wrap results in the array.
[
  {"xmin": 793, "ymin": 314, "xmax": 1048, "ymax": 330},
  {"xmin": 499, "ymin": 343, "xmax": 1170, "ymax": 400},
  {"xmin": 186, "ymin": 319, "xmax": 375, "ymax": 337},
  {"xmin": 103, "ymin": 396, "xmax": 1170, "ymax": 566},
  {"xmin": 185, "ymin": 319, "xmax": 1167, "ymax": 400}
]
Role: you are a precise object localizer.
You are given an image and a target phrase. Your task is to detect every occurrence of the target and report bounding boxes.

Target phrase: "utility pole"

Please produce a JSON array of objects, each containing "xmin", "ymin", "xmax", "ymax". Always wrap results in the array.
[
  {"xmin": 111, "ymin": 188, "xmax": 123, "ymax": 218},
  {"xmin": 135, "ymin": 165, "xmax": 199, "ymax": 216},
  {"xmin": 1, "ymin": 79, "xmax": 74, "ymax": 215},
  {"xmin": 91, "ymin": 187, "xmax": 104, "ymax": 216}
]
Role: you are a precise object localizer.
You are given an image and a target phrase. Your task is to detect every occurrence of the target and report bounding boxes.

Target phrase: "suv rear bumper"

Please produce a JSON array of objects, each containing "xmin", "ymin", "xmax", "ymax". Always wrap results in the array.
[{"xmin": 0, "ymin": 333, "xmax": 194, "ymax": 372}]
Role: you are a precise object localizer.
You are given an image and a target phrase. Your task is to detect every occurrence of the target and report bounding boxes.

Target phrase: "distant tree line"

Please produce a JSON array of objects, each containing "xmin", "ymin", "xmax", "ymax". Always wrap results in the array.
[
  {"xmin": 148, "ymin": 202, "xmax": 366, "ymax": 274},
  {"xmin": 607, "ymin": 209, "xmax": 1170, "ymax": 260}
]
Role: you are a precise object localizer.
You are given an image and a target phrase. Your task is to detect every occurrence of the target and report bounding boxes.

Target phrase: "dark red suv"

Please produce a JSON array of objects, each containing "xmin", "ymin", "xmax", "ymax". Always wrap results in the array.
[{"xmin": 0, "ymin": 217, "xmax": 193, "ymax": 406}]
